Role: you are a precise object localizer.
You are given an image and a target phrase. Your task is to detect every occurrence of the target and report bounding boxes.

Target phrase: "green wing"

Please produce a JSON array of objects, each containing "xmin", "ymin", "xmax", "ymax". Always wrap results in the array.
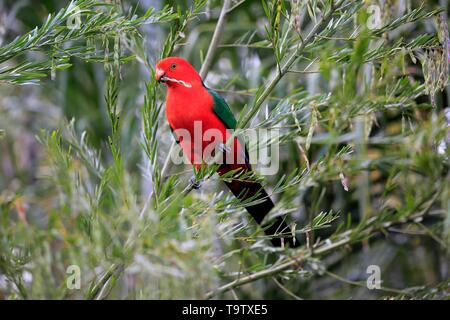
[
  {"xmin": 206, "ymin": 87, "xmax": 251, "ymax": 167},
  {"xmin": 207, "ymin": 88, "xmax": 237, "ymax": 129}
]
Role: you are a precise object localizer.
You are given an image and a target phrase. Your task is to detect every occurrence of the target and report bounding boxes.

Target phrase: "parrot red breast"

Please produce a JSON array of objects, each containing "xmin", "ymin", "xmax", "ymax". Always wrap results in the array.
[{"xmin": 155, "ymin": 57, "xmax": 298, "ymax": 248}]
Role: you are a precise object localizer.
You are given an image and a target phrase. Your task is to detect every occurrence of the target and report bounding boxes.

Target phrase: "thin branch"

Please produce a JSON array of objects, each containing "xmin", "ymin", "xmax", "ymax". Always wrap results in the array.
[
  {"xmin": 210, "ymin": 88, "xmax": 283, "ymax": 101},
  {"xmin": 199, "ymin": 0, "xmax": 231, "ymax": 78},
  {"xmin": 287, "ymin": 70, "xmax": 321, "ymax": 74},
  {"xmin": 218, "ymin": 43, "xmax": 272, "ymax": 49},
  {"xmin": 416, "ymin": 222, "xmax": 449, "ymax": 249},
  {"xmin": 227, "ymin": 0, "xmax": 247, "ymax": 14},
  {"xmin": 86, "ymin": 263, "xmax": 122, "ymax": 300},
  {"xmin": 323, "ymin": 270, "xmax": 414, "ymax": 296},
  {"xmin": 161, "ymin": 139, "xmax": 176, "ymax": 178},
  {"xmin": 272, "ymin": 278, "xmax": 303, "ymax": 300},
  {"xmin": 315, "ymin": 35, "xmax": 357, "ymax": 41}
]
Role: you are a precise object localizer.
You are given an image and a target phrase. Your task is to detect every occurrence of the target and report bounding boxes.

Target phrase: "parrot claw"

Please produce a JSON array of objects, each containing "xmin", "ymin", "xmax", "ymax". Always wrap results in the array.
[
  {"xmin": 218, "ymin": 143, "xmax": 231, "ymax": 154},
  {"xmin": 189, "ymin": 177, "xmax": 202, "ymax": 190}
]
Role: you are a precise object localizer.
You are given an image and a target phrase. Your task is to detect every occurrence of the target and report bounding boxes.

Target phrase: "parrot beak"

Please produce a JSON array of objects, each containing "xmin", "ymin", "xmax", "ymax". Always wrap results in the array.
[{"xmin": 155, "ymin": 68, "xmax": 166, "ymax": 83}]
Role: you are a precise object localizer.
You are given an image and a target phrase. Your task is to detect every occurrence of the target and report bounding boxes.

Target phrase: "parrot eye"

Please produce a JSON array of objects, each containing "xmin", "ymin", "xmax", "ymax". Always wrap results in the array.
[{"xmin": 170, "ymin": 63, "xmax": 177, "ymax": 70}]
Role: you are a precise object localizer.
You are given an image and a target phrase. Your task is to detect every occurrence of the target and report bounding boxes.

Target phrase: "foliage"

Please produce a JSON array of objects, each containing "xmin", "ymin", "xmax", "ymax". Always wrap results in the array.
[{"xmin": 0, "ymin": 0, "xmax": 449, "ymax": 299}]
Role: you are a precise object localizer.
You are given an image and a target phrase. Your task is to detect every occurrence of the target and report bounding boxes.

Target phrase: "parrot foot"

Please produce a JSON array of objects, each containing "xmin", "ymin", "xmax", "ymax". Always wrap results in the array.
[
  {"xmin": 189, "ymin": 177, "xmax": 202, "ymax": 190},
  {"xmin": 218, "ymin": 143, "xmax": 231, "ymax": 154}
]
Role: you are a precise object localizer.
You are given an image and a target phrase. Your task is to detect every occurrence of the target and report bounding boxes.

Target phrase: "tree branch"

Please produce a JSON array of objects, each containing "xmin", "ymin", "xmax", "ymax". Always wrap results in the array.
[{"xmin": 199, "ymin": 0, "xmax": 231, "ymax": 79}]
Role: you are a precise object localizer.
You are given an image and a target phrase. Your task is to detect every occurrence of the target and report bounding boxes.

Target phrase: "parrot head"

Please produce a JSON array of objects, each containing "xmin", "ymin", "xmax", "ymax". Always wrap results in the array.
[{"xmin": 155, "ymin": 57, "xmax": 201, "ymax": 88}]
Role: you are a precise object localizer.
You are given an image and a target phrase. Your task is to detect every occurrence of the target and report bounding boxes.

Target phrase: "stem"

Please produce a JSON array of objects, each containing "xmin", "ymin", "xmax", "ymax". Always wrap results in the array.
[
  {"xmin": 161, "ymin": 140, "xmax": 176, "ymax": 178},
  {"xmin": 272, "ymin": 278, "xmax": 304, "ymax": 300},
  {"xmin": 227, "ymin": 0, "xmax": 246, "ymax": 14},
  {"xmin": 199, "ymin": 0, "xmax": 231, "ymax": 78},
  {"xmin": 211, "ymin": 88, "xmax": 283, "ymax": 101},
  {"xmin": 323, "ymin": 270, "xmax": 414, "ymax": 296},
  {"xmin": 86, "ymin": 263, "xmax": 122, "ymax": 300}
]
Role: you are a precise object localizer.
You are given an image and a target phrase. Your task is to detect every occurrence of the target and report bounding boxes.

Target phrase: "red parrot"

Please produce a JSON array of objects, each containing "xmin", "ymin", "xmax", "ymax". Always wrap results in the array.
[{"xmin": 156, "ymin": 57, "xmax": 298, "ymax": 248}]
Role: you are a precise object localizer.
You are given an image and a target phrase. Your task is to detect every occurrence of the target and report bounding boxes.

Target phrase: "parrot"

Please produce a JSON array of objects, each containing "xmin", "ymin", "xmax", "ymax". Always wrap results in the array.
[{"xmin": 155, "ymin": 57, "xmax": 298, "ymax": 248}]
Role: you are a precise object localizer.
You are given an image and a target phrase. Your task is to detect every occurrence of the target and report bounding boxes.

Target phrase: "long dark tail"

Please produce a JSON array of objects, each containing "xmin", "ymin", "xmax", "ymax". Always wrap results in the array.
[{"xmin": 224, "ymin": 178, "xmax": 299, "ymax": 247}]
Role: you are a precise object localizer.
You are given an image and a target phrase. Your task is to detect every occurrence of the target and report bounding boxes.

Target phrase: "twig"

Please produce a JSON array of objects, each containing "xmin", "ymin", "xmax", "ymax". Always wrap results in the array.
[
  {"xmin": 139, "ymin": 187, "xmax": 153, "ymax": 219},
  {"xmin": 315, "ymin": 35, "xmax": 357, "ymax": 41},
  {"xmin": 218, "ymin": 43, "xmax": 272, "ymax": 49},
  {"xmin": 199, "ymin": 0, "xmax": 231, "ymax": 78},
  {"xmin": 323, "ymin": 270, "xmax": 414, "ymax": 296},
  {"xmin": 210, "ymin": 88, "xmax": 283, "ymax": 101},
  {"xmin": 287, "ymin": 70, "xmax": 321, "ymax": 74},
  {"xmin": 287, "ymin": 56, "xmax": 320, "ymax": 74},
  {"xmin": 230, "ymin": 289, "xmax": 239, "ymax": 300},
  {"xmin": 161, "ymin": 140, "xmax": 176, "ymax": 178},
  {"xmin": 227, "ymin": 0, "xmax": 246, "ymax": 14},
  {"xmin": 272, "ymin": 278, "xmax": 303, "ymax": 300},
  {"xmin": 415, "ymin": 222, "xmax": 448, "ymax": 249},
  {"xmin": 86, "ymin": 263, "xmax": 122, "ymax": 300}
]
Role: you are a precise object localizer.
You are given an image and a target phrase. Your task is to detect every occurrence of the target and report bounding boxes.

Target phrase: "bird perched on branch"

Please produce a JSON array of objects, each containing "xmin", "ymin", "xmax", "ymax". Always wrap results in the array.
[{"xmin": 156, "ymin": 57, "xmax": 298, "ymax": 248}]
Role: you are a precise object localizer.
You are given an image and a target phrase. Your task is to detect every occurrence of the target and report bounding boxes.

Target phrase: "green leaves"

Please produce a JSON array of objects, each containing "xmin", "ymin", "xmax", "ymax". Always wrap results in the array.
[
  {"xmin": 0, "ymin": 58, "xmax": 71, "ymax": 85},
  {"xmin": 0, "ymin": 0, "xmax": 176, "ymax": 85},
  {"xmin": 372, "ymin": 6, "xmax": 444, "ymax": 37}
]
